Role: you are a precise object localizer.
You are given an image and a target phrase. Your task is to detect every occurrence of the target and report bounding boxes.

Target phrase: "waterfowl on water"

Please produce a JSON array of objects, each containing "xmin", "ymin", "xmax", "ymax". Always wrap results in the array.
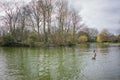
[{"xmin": 92, "ymin": 50, "xmax": 96, "ymax": 60}]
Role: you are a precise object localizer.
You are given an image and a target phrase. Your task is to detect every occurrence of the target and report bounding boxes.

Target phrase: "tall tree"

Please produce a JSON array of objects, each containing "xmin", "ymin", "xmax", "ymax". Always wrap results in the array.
[
  {"xmin": 29, "ymin": 0, "xmax": 42, "ymax": 38},
  {"xmin": 97, "ymin": 29, "xmax": 109, "ymax": 42},
  {"xmin": 0, "ymin": 2, "xmax": 19, "ymax": 35},
  {"xmin": 71, "ymin": 8, "xmax": 81, "ymax": 42}
]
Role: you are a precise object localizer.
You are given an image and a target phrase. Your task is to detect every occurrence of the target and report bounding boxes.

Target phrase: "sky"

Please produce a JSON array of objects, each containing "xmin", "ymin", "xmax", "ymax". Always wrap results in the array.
[
  {"xmin": 0, "ymin": 0, "xmax": 120, "ymax": 34},
  {"xmin": 70, "ymin": 0, "xmax": 120, "ymax": 34}
]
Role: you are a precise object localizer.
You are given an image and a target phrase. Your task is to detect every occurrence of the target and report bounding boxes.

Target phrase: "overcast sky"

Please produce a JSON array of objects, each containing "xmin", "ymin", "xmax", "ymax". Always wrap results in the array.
[
  {"xmin": 0, "ymin": 0, "xmax": 120, "ymax": 34},
  {"xmin": 70, "ymin": 0, "xmax": 120, "ymax": 34}
]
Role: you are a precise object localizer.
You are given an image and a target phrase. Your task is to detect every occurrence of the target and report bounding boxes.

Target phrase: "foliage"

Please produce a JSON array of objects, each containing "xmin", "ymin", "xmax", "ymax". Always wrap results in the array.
[
  {"xmin": 0, "ymin": 0, "xmax": 82, "ymax": 46},
  {"xmin": 81, "ymin": 28, "xmax": 98, "ymax": 42},
  {"xmin": 0, "ymin": 38, "xmax": 2, "ymax": 45},
  {"xmin": 117, "ymin": 35, "xmax": 120, "ymax": 42},
  {"xmin": 78, "ymin": 31, "xmax": 88, "ymax": 37},
  {"xmin": 108, "ymin": 34, "xmax": 117, "ymax": 42},
  {"xmin": 0, "ymin": 0, "xmax": 119, "ymax": 47},
  {"xmin": 3, "ymin": 34, "xmax": 15, "ymax": 46},
  {"xmin": 97, "ymin": 29, "xmax": 109, "ymax": 42},
  {"xmin": 78, "ymin": 35, "xmax": 88, "ymax": 43},
  {"xmin": 25, "ymin": 32, "xmax": 38, "ymax": 46}
]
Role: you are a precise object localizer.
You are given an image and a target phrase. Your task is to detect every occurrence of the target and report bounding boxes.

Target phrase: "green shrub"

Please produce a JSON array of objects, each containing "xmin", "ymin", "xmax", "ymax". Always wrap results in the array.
[
  {"xmin": 3, "ymin": 34, "xmax": 15, "ymax": 46},
  {"xmin": 0, "ymin": 38, "xmax": 3, "ymax": 45}
]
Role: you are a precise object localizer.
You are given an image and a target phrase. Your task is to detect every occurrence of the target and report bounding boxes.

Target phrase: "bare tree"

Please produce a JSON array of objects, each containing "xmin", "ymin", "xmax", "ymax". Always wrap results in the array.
[
  {"xmin": 46, "ymin": 0, "xmax": 54, "ymax": 42},
  {"xmin": 16, "ymin": 5, "xmax": 31, "ymax": 42},
  {"xmin": 71, "ymin": 8, "xmax": 82, "ymax": 42},
  {"xmin": 0, "ymin": 0, "xmax": 84, "ymax": 45},
  {"xmin": 0, "ymin": 2, "xmax": 22, "ymax": 37},
  {"xmin": 36, "ymin": 0, "xmax": 49, "ymax": 43},
  {"xmin": 55, "ymin": 0, "xmax": 69, "ymax": 43},
  {"xmin": 29, "ymin": 0, "xmax": 42, "ymax": 37}
]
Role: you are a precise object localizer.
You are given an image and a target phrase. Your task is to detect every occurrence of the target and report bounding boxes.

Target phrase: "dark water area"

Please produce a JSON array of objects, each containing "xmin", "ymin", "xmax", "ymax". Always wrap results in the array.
[{"xmin": 0, "ymin": 44, "xmax": 120, "ymax": 80}]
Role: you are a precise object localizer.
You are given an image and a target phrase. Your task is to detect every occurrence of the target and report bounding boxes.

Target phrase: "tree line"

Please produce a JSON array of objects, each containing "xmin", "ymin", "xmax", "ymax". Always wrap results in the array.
[
  {"xmin": 0, "ymin": 0, "xmax": 120, "ymax": 47},
  {"xmin": 78, "ymin": 28, "xmax": 120, "ymax": 43}
]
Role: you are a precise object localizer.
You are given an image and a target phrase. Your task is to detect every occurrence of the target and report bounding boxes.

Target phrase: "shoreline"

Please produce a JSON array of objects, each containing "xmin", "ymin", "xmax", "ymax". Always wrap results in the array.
[{"xmin": 0, "ymin": 42, "xmax": 120, "ymax": 48}]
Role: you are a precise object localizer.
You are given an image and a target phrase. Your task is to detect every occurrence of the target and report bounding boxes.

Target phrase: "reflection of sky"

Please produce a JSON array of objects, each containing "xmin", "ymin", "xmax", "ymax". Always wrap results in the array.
[{"xmin": 70, "ymin": 0, "xmax": 120, "ymax": 34}]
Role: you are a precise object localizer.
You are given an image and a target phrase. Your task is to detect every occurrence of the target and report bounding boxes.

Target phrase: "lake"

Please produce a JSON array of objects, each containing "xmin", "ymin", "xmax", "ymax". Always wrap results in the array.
[{"xmin": 0, "ymin": 44, "xmax": 120, "ymax": 80}]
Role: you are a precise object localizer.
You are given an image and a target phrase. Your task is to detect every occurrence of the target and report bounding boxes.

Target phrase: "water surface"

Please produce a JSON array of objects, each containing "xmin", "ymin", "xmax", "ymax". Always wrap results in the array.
[{"xmin": 0, "ymin": 44, "xmax": 120, "ymax": 80}]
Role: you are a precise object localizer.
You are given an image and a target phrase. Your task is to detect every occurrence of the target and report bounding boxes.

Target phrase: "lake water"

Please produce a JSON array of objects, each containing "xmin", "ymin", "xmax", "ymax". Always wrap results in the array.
[{"xmin": 0, "ymin": 44, "xmax": 120, "ymax": 80}]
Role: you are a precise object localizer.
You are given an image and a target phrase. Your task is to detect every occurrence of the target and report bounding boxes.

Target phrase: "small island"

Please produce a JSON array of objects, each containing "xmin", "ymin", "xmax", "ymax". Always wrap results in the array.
[{"xmin": 0, "ymin": 0, "xmax": 120, "ymax": 47}]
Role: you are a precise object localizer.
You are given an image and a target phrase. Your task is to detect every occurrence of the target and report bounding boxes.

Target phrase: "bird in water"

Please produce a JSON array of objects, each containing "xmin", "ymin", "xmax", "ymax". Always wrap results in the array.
[{"xmin": 92, "ymin": 50, "xmax": 96, "ymax": 60}]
